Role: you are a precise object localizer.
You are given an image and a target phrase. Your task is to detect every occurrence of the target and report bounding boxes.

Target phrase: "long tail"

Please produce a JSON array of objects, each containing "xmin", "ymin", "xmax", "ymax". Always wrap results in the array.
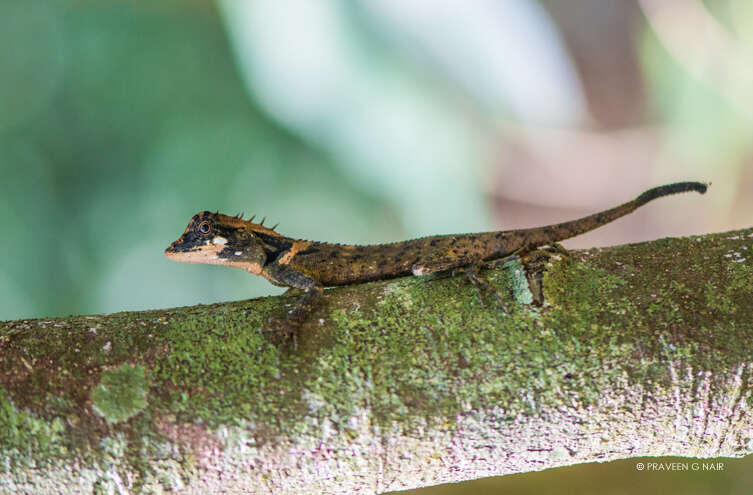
[{"xmin": 515, "ymin": 181, "xmax": 708, "ymax": 247}]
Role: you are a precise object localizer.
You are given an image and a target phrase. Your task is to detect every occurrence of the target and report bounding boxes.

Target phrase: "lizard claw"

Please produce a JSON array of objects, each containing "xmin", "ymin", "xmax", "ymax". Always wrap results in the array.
[{"xmin": 261, "ymin": 317, "xmax": 299, "ymax": 349}]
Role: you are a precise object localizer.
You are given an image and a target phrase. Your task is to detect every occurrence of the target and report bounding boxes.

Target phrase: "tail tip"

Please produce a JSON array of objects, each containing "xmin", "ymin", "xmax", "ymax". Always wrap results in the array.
[
  {"xmin": 635, "ymin": 181, "xmax": 710, "ymax": 206},
  {"xmin": 694, "ymin": 181, "xmax": 710, "ymax": 194}
]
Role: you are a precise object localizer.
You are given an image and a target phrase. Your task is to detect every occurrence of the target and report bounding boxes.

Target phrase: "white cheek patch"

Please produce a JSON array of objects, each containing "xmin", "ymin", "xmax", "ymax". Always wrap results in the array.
[
  {"xmin": 234, "ymin": 251, "xmax": 242, "ymax": 256},
  {"xmin": 204, "ymin": 240, "xmax": 210, "ymax": 245},
  {"xmin": 212, "ymin": 236, "xmax": 228, "ymax": 245}
]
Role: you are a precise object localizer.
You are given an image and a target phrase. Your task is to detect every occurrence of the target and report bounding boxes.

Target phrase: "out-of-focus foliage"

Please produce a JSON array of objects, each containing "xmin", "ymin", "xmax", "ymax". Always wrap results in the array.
[
  {"xmin": 3, "ymin": 0, "xmax": 749, "ymax": 322},
  {"xmin": 0, "ymin": 1, "xmax": 392, "ymax": 318}
]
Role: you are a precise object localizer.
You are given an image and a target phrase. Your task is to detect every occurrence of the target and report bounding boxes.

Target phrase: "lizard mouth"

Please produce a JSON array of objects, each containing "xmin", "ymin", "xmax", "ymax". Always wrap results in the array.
[
  {"xmin": 165, "ymin": 238, "xmax": 228, "ymax": 265},
  {"xmin": 164, "ymin": 237, "xmax": 189, "ymax": 256},
  {"xmin": 165, "ymin": 238, "xmax": 184, "ymax": 252}
]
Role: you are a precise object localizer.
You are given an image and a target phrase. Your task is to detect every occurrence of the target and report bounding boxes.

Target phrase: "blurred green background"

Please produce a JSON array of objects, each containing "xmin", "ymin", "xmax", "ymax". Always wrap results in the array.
[{"xmin": 1, "ymin": 0, "xmax": 751, "ymax": 493}]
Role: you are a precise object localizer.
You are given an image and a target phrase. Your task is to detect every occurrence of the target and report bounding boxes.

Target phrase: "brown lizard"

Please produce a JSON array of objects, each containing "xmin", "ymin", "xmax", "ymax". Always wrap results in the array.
[{"xmin": 165, "ymin": 181, "xmax": 707, "ymax": 340}]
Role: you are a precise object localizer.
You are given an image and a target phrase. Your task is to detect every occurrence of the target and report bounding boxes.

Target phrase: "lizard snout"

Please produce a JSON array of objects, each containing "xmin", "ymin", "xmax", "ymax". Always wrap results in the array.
[{"xmin": 165, "ymin": 237, "xmax": 184, "ymax": 254}]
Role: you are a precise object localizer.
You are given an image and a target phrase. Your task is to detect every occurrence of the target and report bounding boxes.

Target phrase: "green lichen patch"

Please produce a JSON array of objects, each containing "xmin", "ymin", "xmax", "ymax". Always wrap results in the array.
[
  {"xmin": 148, "ymin": 298, "xmax": 296, "ymax": 429},
  {"xmin": 90, "ymin": 261, "xmax": 554, "ymax": 437},
  {"xmin": 541, "ymin": 229, "xmax": 753, "ymax": 391},
  {"xmin": 0, "ymin": 387, "xmax": 67, "ymax": 471},
  {"xmin": 0, "ymin": 310, "xmax": 164, "ymax": 419},
  {"xmin": 1, "ymin": 228, "xmax": 751, "ymax": 483},
  {"xmin": 304, "ymin": 265, "xmax": 548, "ymax": 431},
  {"xmin": 92, "ymin": 364, "xmax": 148, "ymax": 424}
]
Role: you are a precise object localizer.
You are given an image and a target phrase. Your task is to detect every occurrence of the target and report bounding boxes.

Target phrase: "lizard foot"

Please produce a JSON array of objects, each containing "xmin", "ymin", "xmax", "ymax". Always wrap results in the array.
[
  {"xmin": 261, "ymin": 317, "xmax": 300, "ymax": 349},
  {"xmin": 462, "ymin": 264, "xmax": 508, "ymax": 312}
]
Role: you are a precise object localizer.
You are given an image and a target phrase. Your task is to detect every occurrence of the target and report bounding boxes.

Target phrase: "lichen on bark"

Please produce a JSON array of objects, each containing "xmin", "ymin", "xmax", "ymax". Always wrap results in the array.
[{"xmin": 1, "ymin": 228, "xmax": 752, "ymax": 494}]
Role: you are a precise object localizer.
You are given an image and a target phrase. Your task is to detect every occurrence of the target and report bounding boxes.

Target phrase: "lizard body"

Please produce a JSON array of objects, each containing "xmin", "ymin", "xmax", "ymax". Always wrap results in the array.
[{"xmin": 165, "ymin": 181, "xmax": 707, "ymax": 338}]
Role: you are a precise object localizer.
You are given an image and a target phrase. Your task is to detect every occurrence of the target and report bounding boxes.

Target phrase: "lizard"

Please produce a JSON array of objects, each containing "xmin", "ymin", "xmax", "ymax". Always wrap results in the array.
[{"xmin": 165, "ymin": 181, "xmax": 707, "ymax": 341}]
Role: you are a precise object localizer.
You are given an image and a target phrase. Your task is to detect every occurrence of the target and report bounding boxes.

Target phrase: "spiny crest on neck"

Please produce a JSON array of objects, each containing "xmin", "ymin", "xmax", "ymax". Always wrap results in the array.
[{"xmin": 216, "ymin": 212, "xmax": 281, "ymax": 236}]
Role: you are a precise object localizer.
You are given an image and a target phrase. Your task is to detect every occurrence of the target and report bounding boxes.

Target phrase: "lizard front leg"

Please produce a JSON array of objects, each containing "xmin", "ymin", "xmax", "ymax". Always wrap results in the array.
[{"xmin": 263, "ymin": 263, "xmax": 324, "ymax": 345}]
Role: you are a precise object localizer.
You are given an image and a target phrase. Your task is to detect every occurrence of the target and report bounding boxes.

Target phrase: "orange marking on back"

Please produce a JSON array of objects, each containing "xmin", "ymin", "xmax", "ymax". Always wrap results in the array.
[{"xmin": 278, "ymin": 240, "xmax": 313, "ymax": 265}]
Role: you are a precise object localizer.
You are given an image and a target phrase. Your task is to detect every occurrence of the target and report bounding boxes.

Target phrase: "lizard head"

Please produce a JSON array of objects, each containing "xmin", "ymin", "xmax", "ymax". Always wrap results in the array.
[{"xmin": 165, "ymin": 211, "xmax": 268, "ymax": 274}]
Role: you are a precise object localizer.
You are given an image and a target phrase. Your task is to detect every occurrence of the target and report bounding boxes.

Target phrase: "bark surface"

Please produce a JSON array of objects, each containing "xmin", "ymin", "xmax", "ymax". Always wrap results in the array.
[{"xmin": 1, "ymin": 228, "xmax": 752, "ymax": 494}]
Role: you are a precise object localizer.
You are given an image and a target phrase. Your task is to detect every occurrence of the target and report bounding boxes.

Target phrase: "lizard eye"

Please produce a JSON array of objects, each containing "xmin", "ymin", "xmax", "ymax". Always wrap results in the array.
[{"xmin": 197, "ymin": 221, "xmax": 211, "ymax": 234}]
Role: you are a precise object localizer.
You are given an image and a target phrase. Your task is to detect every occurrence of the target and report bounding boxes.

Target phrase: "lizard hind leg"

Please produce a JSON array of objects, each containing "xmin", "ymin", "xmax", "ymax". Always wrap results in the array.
[
  {"xmin": 464, "ymin": 263, "xmax": 508, "ymax": 312},
  {"xmin": 411, "ymin": 250, "xmax": 509, "ymax": 313}
]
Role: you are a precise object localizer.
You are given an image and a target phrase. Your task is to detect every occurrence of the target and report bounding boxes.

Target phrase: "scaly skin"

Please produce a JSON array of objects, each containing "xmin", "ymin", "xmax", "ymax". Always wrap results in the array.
[{"xmin": 165, "ymin": 181, "xmax": 708, "ymax": 341}]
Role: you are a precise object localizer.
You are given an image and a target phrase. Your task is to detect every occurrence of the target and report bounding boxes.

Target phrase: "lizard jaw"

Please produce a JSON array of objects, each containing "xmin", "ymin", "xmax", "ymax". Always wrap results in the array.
[
  {"xmin": 165, "ymin": 241, "xmax": 226, "ymax": 265},
  {"xmin": 165, "ymin": 242, "xmax": 264, "ymax": 274}
]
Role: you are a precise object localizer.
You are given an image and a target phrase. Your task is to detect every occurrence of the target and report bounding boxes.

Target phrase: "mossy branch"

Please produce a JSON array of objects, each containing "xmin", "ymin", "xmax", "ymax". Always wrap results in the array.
[{"xmin": 1, "ymin": 228, "xmax": 752, "ymax": 494}]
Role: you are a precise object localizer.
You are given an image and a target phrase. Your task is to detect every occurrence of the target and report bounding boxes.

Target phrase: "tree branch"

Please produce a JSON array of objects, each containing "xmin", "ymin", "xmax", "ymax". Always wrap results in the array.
[{"xmin": 2, "ymin": 228, "xmax": 752, "ymax": 494}]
